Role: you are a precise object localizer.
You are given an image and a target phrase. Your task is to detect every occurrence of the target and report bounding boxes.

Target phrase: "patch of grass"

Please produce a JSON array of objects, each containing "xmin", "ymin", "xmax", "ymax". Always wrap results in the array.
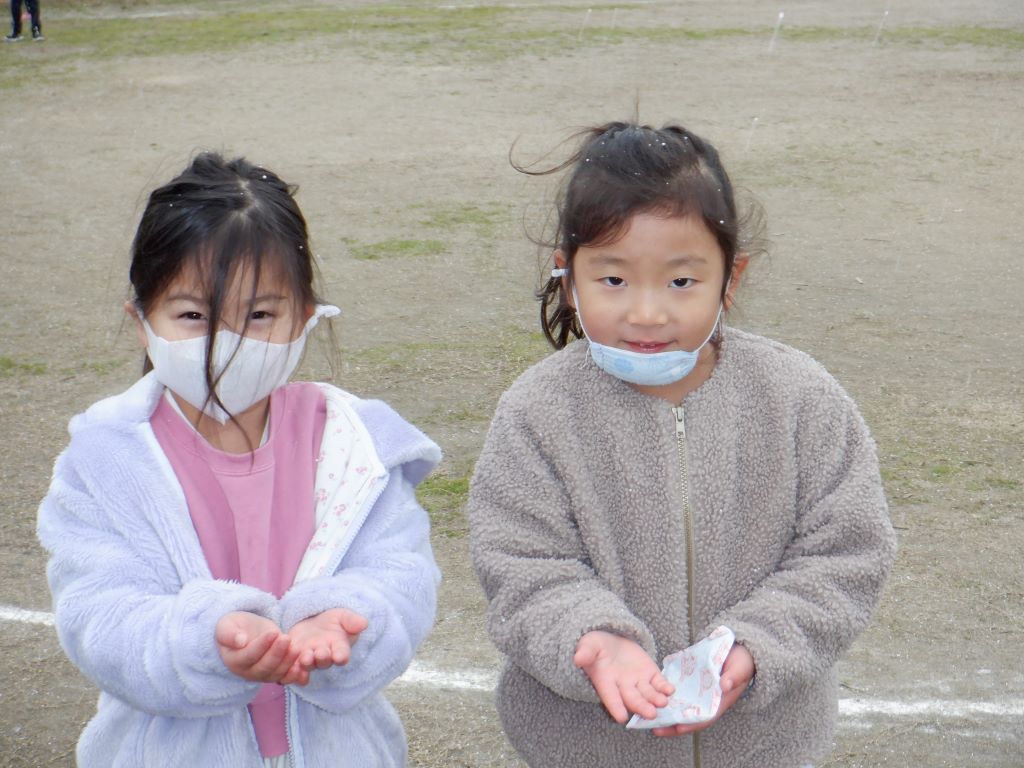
[
  {"xmin": 887, "ymin": 25, "xmax": 1024, "ymax": 49},
  {"xmin": 986, "ymin": 476, "xmax": 1020, "ymax": 490},
  {"xmin": 348, "ymin": 238, "xmax": 445, "ymax": 261},
  {"xmin": 879, "ymin": 443, "xmax": 962, "ymax": 501},
  {"xmin": 1, "ymin": 4, "xmax": 522, "ymax": 64},
  {"xmin": 438, "ymin": 406, "xmax": 491, "ymax": 424},
  {"xmin": 495, "ymin": 328, "xmax": 551, "ymax": 373},
  {"xmin": 418, "ymin": 202, "xmax": 508, "ymax": 236},
  {"xmin": 417, "ymin": 473, "xmax": 470, "ymax": 539},
  {"xmin": 967, "ymin": 476, "xmax": 1021, "ymax": 493},
  {"xmin": 0, "ymin": 356, "xmax": 47, "ymax": 376},
  {"xmin": 782, "ymin": 24, "xmax": 1024, "ymax": 49},
  {"xmin": 4, "ymin": 2, "xmax": 1022, "ymax": 92},
  {"xmin": 353, "ymin": 329, "xmax": 549, "ymax": 374},
  {"xmin": 351, "ymin": 339, "xmax": 454, "ymax": 367},
  {"xmin": 86, "ymin": 359, "xmax": 126, "ymax": 375},
  {"xmin": 928, "ymin": 462, "xmax": 960, "ymax": 480},
  {"xmin": 58, "ymin": 359, "xmax": 127, "ymax": 377}
]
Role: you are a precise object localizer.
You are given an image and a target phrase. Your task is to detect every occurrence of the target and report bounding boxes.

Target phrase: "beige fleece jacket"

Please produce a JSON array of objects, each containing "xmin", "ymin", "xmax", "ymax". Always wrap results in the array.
[{"xmin": 469, "ymin": 328, "xmax": 896, "ymax": 768}]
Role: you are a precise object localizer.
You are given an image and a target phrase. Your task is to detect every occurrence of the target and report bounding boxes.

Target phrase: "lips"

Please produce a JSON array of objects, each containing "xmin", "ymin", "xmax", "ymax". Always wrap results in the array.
[{"xmin": 625, "ymin": 341, "xmax": 671, "ymax": 353}]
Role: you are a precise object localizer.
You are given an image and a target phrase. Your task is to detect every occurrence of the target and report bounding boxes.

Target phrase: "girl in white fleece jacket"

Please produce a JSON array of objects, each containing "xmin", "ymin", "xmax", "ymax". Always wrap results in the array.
[
  {"xmin": 38, "ymin": 153, "xmax": 441, "ymax": 767},
  {"xmin": 469, "ymin": 122, "xmax": 896, "ymax": 768}
]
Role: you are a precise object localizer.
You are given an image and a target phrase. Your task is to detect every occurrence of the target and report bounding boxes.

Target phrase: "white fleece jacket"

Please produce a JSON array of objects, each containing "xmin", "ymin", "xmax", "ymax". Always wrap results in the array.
[{"xmin": 38, "ymin": 374, "xmax": 441, "ymax": 767}]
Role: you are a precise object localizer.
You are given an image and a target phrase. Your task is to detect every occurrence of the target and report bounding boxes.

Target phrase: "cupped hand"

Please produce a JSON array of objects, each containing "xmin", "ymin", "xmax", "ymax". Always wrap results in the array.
[
  {"xmin": 287, "ymin": 608, "xmax": 369, "ymax": 677},
  {"xmin": 574, "ymin": 630, "xmax": 674, "ymax": 723},
  {"xmin": 215, "ymin": 611, "xmax": 299, "ymax": 684}
]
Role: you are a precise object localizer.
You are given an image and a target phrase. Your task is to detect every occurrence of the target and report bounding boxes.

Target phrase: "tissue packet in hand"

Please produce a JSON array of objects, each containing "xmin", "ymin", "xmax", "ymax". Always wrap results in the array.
[{"xmin": 626, "ymin": 626, "xmax": 735, "ymax": 729}]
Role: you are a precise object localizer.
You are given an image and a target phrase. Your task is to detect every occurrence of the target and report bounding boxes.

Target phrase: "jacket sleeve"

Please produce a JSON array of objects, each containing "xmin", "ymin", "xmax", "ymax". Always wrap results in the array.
[
  {"xmin": 37, "ymin": 442, "xmax": 277, "ymax": 717},
  {"xmin": 278, "ymin": 472, "xmax": 439, "ymax": 713},
  {"xmin": 710, "ymin": 378, "xmax": 897, "ymax": 712},
  {"xmin": 468, "ymin": 399, "xmax": 657, "ymax": 702}
]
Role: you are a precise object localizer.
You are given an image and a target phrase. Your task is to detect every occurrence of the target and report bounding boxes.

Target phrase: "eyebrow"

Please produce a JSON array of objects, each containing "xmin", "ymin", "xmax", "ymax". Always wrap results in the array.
[
  {"xmin": 587, "ymin": 253, "xmax": 709, "ymax": 267},
  {"xmin": 665, "ymin": 254, "xmax": 709, "ymax": 267},
  {"xmin": 163, "ymin": 292, "xmax": 206, "ymax": 304},
  {"xmin": 163, "ymin": 293, "xmax": 288, "ymax": 305}
]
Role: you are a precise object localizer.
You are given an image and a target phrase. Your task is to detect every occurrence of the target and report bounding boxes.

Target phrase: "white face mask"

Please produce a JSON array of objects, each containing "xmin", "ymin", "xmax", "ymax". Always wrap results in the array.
[{"xmin": 141, "ymin": 304, "xmax": 339, "ymax": 424}]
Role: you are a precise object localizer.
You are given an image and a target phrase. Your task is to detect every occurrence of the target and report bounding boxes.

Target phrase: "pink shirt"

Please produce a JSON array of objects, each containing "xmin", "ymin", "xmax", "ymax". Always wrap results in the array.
[{"xmin": 151, "ymin": 383, "xmax": 327, "ymax": 758}]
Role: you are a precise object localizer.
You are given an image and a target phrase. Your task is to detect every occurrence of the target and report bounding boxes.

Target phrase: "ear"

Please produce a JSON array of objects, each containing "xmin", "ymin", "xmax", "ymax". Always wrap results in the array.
[
  {"xmin": 125, "ymin": 301, "xmax": 148, "ymax": 349},
  {"xmin": 725, "ymin": 253, "xmax": 750, "ymax": 310},
  {"xmin": 553, "ymin": 249, "xmax": 575, "ymax": 309}
]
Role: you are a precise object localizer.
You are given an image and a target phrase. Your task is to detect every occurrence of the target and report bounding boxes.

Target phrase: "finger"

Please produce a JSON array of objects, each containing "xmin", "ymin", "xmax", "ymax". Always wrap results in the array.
[
  {"xmin": 297, "ymin": 646, "xmax": 316, "ymax": 669},
  {"xmin": 620, "ymin": 683, "xmax": 658, "ymax": 721},
  {"xmin": 590, "ymin": 675, "xmax": 628, "ymax": 724},
  {"xmin": 253, "ymin": 634, "xmax": 294, "ymax": 680},
  {"xmin": 573, "ymin": 642, "xmax": 598, "ymax": 670},
  {"xmin": 232, "ymin": 630, "xmax": 277, "ymax": 668},
  {"xmin": 339, "ymin": 611, "xmax": 369, "ymax": 635},
  {"xmin": 278, "ymin": 660, "xmax": 301, "ymax": 686},
  {"xmin": 636, "ymin": 679, "xmax": 669, "ymax": 710},
  {"xmin": 331, "ymin": 638, "xmax": 352, "ymax": 666},
  {"xmin": 216, "ymin": 630, "xmax": 248, "ymax": 652},
  {"xmin": 314, "ymin": 644, "xmax": 335, "ymax": 669},
  {"xmin": 651, "ymin": 670, "xmax": 675, "ymax": 697},
  {"xmin": 282, "ymin": 658, "xmax": 312, "ymax": 687},
  {"xmin": 718, "ymin": 681, "xmax": 747, "ymax": 715},
  {"xmin": 215, "ymin": 617, "xmax": 247, "ymax": 649},
  {"xmin": 722, "ymin": 646, "xmax": 755, "ymax": 681},
  {"xmin": 275, "ymin": 639, "xmax": 305, "ymax": 680}
]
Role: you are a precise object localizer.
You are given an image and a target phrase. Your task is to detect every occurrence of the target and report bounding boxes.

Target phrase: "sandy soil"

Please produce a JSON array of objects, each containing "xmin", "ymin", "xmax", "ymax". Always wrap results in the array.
[{"xmin": 1, "ymin": 1, "xmax": 1022, "ymax": 765}]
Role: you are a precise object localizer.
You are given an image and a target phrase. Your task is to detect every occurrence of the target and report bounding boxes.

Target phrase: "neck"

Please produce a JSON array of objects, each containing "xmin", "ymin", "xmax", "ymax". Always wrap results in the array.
[{"xmin": 171, "ymin": 392, "xmax": 270, "ymax": 454}]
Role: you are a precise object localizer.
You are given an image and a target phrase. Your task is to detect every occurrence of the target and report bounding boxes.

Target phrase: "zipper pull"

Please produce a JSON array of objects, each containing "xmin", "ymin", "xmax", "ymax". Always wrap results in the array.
[{"xmin": 672, "ymin": 405, "xmax": 686, "ymax": 438}]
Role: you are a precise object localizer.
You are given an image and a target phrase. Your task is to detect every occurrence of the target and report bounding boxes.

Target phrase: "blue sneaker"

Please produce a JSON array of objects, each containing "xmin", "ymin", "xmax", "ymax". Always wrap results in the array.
[
  {"xmin": 32, "ymin": 27, "xmax": 44, "ymax": 41},
  {"xmin": 4, "ymin": 33, "xmax": 23, "ymax": 42}
]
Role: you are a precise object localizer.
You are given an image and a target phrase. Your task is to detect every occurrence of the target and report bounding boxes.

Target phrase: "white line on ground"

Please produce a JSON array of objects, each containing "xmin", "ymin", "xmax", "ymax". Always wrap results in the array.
[
  {"xmin": 3, "ymin": 604, "xmax": 1021, "ymax": 720},
  {"xmin": 0, "ymin": 604, "xmax": 55, "ymax": 627},
  {"xmin": 839, "ymin": 697, "xmax": 1024, "ymax": 719}
]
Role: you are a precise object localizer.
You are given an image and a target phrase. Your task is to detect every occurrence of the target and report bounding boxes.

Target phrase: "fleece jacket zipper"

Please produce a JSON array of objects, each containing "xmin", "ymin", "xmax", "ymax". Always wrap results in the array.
[{"xmin": 672, "ymin": 405, "xmax": 702, "ymax": 768}]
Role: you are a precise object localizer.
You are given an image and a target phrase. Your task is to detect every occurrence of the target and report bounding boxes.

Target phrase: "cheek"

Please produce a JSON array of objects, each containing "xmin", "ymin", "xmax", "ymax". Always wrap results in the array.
[{"xmin": 270, "ymin": 316, "xmax": 304, "ymax": 344}]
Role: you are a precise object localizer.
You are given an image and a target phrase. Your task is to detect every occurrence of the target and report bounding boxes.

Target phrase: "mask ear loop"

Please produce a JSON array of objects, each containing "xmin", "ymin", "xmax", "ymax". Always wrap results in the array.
[{"xmin": 716, "ymin": 277, "xmax": 732, "ymax": 344}]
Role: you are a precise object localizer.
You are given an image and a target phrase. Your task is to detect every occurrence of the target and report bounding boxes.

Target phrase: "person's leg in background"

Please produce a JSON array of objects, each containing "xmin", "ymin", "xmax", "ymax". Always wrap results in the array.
[
  {"xmin": 26, "ymin": 0, "xmax": 42, "ymax": 40},
  {"xmin": 6, "ymin": 0, "xmax": 24, "ymax": 41}
]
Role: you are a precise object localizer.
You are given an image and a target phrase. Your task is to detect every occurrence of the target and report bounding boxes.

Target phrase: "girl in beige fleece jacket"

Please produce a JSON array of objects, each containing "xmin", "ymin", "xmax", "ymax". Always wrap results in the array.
[{"xmin": 469, "ymin": 122, "xmax": 896, "ymax": 768}]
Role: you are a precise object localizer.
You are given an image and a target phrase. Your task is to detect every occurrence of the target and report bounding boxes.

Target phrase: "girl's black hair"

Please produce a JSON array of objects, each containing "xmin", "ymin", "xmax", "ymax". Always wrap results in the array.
[
  {"xmin": 519, "ymin": 121, "xmax": 762, "ymax": 349},
  {"xmin": 129, "ymin": 152, "xmax": 323, "ymax": 418}
]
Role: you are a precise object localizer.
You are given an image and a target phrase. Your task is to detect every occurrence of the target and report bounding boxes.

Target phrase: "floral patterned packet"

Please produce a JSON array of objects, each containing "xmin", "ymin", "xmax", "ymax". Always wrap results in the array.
[{"xmin": 626, "ymin": 626, "xmax": 735, "ymax": 729}]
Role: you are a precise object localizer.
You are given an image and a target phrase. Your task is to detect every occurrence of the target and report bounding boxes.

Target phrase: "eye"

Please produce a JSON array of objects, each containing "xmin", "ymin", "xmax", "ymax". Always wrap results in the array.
[
  {"xmin": 250, "ymin": 310, "xmax": 274, "ymax": 321},
  {"xmin": 671, "ymin": 277, "xmax": 695, "ymax": 289},
  {"xmin": 600, "ymin": 276, "xmax": 625, "ymax": 287},
  {"xmin": 178, "ymin": 311, "xmax": 206, "ymax": 322}
]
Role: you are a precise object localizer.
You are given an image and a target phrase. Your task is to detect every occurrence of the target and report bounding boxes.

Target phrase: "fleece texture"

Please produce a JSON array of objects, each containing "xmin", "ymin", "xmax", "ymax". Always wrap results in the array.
[
  {"xmin": 37, "ymin": 373, "xmax": 441, "ymax": 768},
  {"xmin": 468, "ymin": 328, "xmax": 897, "ymax": 768}
]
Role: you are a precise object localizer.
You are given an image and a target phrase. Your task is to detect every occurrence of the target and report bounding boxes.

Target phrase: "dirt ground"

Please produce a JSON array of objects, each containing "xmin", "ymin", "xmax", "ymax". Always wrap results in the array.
[{"xmin": 1, "ymin": 0, "xmax": 1022, "ymax": 765}]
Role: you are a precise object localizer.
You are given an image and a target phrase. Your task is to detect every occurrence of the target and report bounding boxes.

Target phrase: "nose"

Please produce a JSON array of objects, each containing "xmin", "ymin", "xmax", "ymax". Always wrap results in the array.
[{"xmin": 626, "ymin": 289, "xmax": 669, "ymax": 327}]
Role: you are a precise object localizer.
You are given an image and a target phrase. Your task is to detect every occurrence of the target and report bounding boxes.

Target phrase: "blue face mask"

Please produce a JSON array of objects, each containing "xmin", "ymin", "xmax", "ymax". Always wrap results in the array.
[{"xmin": 555, "ymin": 268, "xmax": 722, "ymax": 387}]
